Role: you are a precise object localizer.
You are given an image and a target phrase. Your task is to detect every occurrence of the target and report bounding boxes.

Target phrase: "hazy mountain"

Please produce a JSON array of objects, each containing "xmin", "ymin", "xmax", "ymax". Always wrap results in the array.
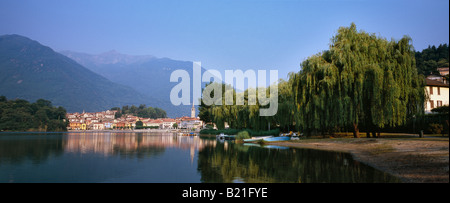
[
  {"xmin": 0, "ymin": 34, "xmax": 166, "ymax": 113},
  {"xmin": 61, "ymin": 50, "xmax": 155, "ymax": 67},
  {"xmin": 60, "ymin": 50, "xmax": 210, "ymax": 118}
]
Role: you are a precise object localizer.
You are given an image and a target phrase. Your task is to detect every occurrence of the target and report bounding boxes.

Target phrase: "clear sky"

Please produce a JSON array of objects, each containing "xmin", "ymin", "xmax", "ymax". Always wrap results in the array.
[{"xmin": 1, "ymin": 0, "xmax": 449, "ymax": 79}]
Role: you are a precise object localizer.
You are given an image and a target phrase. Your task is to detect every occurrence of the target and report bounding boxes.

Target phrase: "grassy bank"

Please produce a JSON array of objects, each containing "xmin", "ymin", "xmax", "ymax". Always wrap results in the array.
[{"xmin": 199, "ymin": 128, "xmax": 280, "ymax": 137}]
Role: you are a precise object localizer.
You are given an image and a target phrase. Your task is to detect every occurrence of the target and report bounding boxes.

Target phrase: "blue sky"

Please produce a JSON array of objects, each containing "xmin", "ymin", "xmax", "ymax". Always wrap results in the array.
[{"xmin": 1, "ymin": 0, "xmax": 449, "ymax": 79}]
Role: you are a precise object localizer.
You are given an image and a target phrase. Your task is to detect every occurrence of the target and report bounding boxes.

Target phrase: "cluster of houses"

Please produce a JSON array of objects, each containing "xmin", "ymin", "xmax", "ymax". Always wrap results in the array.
[{"xmin": 66, "ymin": 110, "xmax": 203, "ymax": 131}]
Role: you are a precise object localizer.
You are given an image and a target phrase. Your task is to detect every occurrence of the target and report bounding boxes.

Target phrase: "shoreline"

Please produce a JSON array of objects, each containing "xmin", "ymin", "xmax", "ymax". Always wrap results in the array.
[
  {"xmin": 270, "ymin": 136, "xmax": 449, "ymax": 183},
  {"xmin": 2, "ymin": 130, "xmax": 447, "ymax": 183}
]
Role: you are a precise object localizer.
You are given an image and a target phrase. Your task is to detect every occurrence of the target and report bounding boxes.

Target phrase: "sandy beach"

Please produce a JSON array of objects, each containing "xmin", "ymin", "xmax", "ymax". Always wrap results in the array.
[{"xmin": 271, "ymin": 135, "xmax": 449, "ymax": 183}]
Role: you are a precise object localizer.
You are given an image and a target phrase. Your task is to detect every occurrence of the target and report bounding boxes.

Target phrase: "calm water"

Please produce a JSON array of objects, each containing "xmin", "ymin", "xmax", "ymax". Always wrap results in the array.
[{"xmin": 0, "ymin": 132, "xmax": 400, "ymax": 183}]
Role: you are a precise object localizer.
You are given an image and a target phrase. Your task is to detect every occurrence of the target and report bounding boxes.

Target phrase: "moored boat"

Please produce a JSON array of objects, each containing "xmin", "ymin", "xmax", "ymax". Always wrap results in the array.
[
  {"xmin": 243, "ymin": 136, "xmax": 273, "ymax": 142},
  {"xmin": 182, "ymin": 132, "xmax": 197, "ymax": 136},
  {"xmin": 262, "ymin": 136, "xmax": 291, "ymax": 142}
]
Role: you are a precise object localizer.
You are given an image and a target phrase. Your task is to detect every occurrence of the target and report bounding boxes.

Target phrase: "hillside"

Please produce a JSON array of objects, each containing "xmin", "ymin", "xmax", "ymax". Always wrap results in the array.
[{"xmin": 0, "ymin": 34, "xmax": 164, "ymax": 113}]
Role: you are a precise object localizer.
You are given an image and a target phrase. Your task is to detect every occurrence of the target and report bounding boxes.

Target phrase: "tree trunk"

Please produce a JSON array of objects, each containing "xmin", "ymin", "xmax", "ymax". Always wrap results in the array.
[
  {"xmin": 353, "ymin": 123, "xmax": 360, "ymax": 138},
  {"xmin": 372, "ymin": 131, "xmax": 377, "ymax": 138}
]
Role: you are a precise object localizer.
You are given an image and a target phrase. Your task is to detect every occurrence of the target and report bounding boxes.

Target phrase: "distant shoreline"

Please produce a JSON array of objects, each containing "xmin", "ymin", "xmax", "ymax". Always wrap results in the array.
[
  {"xmin": 68, "ymin": 129, "xmax": 177, "ymax": 133},
  {"xmin": 1, "ymin": 129, "xmax": 194, "ymax": 133}
]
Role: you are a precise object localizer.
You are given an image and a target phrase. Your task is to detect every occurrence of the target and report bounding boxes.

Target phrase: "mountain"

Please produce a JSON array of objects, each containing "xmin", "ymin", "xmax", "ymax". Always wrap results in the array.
[
  {"xmin": 61, "ymin": 50, "xmax": 155, "ymax": 67},
  {"xmin": 60, "ymin": 50, "xmax": 210, "ymax": 118},
  {"xmin": 0, "ymin": 34, "xmax": 165, "ymax": 113}
]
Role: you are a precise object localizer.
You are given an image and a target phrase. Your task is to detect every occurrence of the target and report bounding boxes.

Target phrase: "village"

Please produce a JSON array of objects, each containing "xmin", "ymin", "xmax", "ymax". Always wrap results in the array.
[{"xmin": 66, "ymin": 105, "xmax": 204, "ymax": 131}]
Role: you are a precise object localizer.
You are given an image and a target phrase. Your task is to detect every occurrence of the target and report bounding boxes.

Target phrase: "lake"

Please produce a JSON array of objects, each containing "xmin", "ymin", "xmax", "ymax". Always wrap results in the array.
[{"xmin": 0, "ymin": 132, "xmax": 400, "ymax": 183}]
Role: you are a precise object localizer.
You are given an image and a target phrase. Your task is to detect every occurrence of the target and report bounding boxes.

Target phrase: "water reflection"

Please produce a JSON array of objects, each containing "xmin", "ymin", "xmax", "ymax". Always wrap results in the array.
[
  {"xmin": 198, "ymin": 142, "xmax": 401, "ymax": 183},
  {"xmin": 0, "ymin": 132, "xmax": 217, "ymax": 164},
  {"xmin": 63, "ymin": 132, "xmax": 216, "ymax": 162},
  {"xmin": 0, "ymin": 132, "xmax": 400, "ymax": 183},
  {"xmin": 0, "ymin": 133, "xmax": 65, "ymax": 165}
]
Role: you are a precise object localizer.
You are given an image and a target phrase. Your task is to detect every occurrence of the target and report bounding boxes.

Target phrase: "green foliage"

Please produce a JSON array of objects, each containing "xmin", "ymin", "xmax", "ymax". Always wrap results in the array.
[
  {"xmin": 199, "ymin": 128, "xmax": 280, "ymax": 137},
  {"xmin": 415, "ymin": 44, "xmax": 449, "ymax": 76},
  {"xmin": 198, "ymin": 82, "xmax": 281, "ymax": 132},
  {"xmin": 0, "ymin": 96, "xmax": 67, "ymax": 131},
  {"xmin": 293, "ymin": 23, "xmax": 425, "ymax": 137},
  {"xmin": 235, "ymin": 130, "xmax": 251, "ymax": 140},
  {"xmin": 431, "ymin": 105, "xmax": 449, "ymax": 114},
  {"xmin": 135, "ymin": 120, "xmax": 143, "ymax": 127},
  {"xmin": 114, "ymin": 104, "xmax": 167, "ymax": 119}
]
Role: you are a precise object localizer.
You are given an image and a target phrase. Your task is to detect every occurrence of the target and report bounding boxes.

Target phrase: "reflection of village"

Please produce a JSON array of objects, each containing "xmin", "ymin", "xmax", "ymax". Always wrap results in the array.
[{"xmin": 64, "ymin": 132, "xmax": 217, "ymax": 163}]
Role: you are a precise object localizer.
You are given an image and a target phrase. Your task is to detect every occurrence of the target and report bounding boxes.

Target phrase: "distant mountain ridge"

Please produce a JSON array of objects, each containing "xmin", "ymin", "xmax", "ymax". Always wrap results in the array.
[
  {"xmin": 61, "ymin": 50, "xmax": 211, "ymax": 118},
  {"xmin": 60, "ymin": 50, "xmax": 155, "ymax": 66},
  {"xmin": 0, "ymin": 34, "xmax": 165, "ymax": 114}
]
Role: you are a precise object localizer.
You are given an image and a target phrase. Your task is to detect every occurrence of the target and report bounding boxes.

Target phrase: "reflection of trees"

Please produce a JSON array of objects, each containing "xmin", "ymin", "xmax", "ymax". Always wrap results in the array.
[
  {"xmin": 197, "ymin": 143, "xmax": 401, "ymax": 183},
  {"xmin": 0, "ymin": 133, "xmax": 65, "ymax": 165}
]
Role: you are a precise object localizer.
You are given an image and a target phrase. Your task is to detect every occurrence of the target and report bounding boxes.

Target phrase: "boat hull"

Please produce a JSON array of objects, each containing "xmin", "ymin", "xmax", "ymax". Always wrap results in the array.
[{"xmin": 262, "ymin": 136, "xmax": 291, "ymax": 142}]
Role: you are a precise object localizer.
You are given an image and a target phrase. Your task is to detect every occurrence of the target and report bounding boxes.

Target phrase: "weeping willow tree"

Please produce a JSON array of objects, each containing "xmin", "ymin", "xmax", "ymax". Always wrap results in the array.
[
  {"xmin": 276, "ymin": 73, "xmax": 297, "ymax": 132},
  {"xmin": 293, "ymin": 52, "xmax": 342, "ymax": 136},
  {"xmin": 294, "ymin": 23, "xmax": 425, "ymax": 137}
]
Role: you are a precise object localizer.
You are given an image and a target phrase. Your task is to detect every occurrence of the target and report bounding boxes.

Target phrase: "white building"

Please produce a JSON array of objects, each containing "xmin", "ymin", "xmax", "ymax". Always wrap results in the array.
[
  {"xmin": 162, "ymin": 119, "xmax": 177, "ymax": 129},
  {"xmin": 92, "ymin": 123, "xmax": 104, "ymax": 130},
  {"xmin": 180, "ymin": 117, "xmax": 203, "ymax": 130},
  {"xmin": 425, "ymin": 78, "xmax": 449, "ymax": 113}
]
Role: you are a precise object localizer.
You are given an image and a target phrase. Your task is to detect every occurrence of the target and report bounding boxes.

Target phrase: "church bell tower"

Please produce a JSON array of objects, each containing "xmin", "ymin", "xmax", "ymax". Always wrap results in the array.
[{"xmin": 191, "ymin": 103, "xmax": 195, "ymax": 118}]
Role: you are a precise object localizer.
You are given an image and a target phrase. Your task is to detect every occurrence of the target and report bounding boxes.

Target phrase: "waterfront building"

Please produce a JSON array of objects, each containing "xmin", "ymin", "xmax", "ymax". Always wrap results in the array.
[
  {"xmin": 104, "ymin": 122, "xmax": 113, "ymax": 129},
  {"xmin": 93, "ymin": 123, "xmax": 104, "ymax": 130},
  {"xmin": 180, "ymin": 117, "xmax": 203, "ymax": 130},
  {"xmin": 425, "ymin": 78, "xmax": 449, "ymax": 113}
]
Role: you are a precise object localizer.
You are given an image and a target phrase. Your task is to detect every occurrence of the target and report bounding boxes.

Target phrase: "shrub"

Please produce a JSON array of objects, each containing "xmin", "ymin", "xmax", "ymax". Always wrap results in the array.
[
  {"xmin": 431, "ymin": 105, "xmax": 449, "ymax": 114},
  {"xmin": 236, "ymin": 131, "xmax": 251, "ymax": 140},
  {"xmin": 428, "ymin": 123, "xmax": 443, "ymax": 134}
]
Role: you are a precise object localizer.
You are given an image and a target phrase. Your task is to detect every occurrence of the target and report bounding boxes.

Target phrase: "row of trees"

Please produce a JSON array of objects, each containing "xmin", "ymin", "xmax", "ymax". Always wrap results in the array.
[
  {"xmin": 0, "ymin": 96, "xmax": 67, "ymax": 131},
  {"xmin": 111, "ymin": 104, "xmax": 167, "ymax": 119},
  {"xmin": 199, "ymin": 23, "xmax": 428, "ymax": 137},
  {"xmin": 198, "ymin": 82, "xmax": 282, "ymax": 131}
]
